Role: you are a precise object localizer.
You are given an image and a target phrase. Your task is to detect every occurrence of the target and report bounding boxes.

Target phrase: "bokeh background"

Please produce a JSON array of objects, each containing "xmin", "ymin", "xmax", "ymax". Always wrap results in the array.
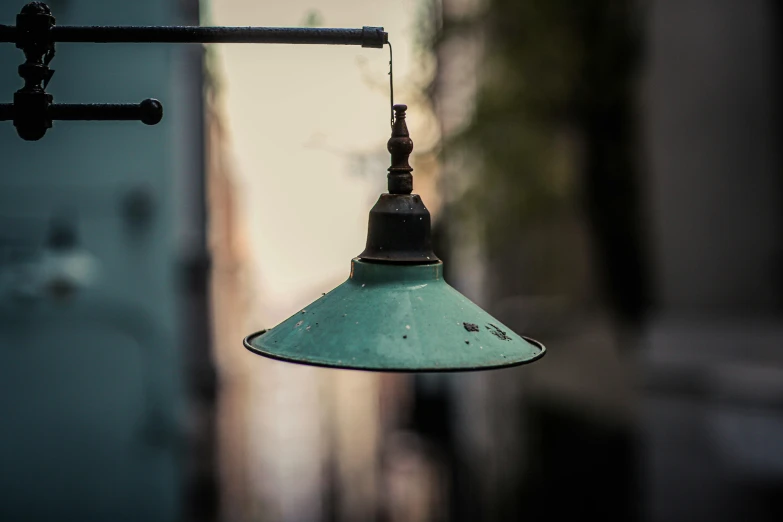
[{"xmin": 1, "ymin": 0, "xmax": 782, "ymax": 521}]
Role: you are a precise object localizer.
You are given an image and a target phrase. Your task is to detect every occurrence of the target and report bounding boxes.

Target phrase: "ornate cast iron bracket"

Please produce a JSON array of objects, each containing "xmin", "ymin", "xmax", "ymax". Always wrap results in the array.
[{"xmin": 0, "ymin": 2, "xmax": 388, "ymax": 140}]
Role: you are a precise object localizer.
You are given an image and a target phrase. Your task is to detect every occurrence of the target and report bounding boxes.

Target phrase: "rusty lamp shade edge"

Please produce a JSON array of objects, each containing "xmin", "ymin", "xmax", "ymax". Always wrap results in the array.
[
  {"xmin": 244, "ymin": 330, "xmax": 545, "ymax": 373},
  {"xmin": 243, "ymin": 259, "xmax": 545, "ymax": 372}
]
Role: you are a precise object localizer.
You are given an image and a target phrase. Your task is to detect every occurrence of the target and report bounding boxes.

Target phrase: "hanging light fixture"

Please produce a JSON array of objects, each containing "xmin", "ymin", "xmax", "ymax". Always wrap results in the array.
[
  {"xmin": 243, "ymin": 105, "xmax": 545, "ymax": 371},
  {"xmin": 1, "ymin": 2, "xmax": 545, "ymax": 372}
]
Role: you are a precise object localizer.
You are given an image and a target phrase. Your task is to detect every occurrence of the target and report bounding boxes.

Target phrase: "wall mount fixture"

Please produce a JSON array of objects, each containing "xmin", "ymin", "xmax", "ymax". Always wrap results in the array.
[{"xmin": 0, "ymin": 2, "xmax": 387, "ymax": 140}]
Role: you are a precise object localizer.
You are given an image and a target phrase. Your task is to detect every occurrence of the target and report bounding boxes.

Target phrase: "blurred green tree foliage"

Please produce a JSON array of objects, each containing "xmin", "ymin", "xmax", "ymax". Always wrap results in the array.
[{"xmin": 427, "ymin": 0, "xmax": 649, "ymax": 320}]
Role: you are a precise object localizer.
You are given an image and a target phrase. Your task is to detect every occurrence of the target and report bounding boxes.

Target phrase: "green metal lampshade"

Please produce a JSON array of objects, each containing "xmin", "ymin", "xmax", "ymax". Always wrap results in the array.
[
  {"xmin": 243, "ymin": 104, "xmax": 545, "ymax": 371},
  {"xmin": 244, "ymin": 259, "xmax": 544, "ymax": 371}
]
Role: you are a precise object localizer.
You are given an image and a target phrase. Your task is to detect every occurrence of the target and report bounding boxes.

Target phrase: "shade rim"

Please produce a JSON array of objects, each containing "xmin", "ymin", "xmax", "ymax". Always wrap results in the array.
[{"xmin": 243, "ymin": 329, "xmax": 546, "ymax": 373}]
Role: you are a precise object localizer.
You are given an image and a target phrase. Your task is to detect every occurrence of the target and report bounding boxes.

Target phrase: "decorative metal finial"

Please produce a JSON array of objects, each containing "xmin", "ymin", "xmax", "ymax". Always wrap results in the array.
[{"xmin": 387, "ymin": 103, "xmax": 413, "ymax": 194}]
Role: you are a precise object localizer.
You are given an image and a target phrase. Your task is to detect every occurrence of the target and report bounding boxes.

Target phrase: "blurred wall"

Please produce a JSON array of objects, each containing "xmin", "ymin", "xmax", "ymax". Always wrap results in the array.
[
  {"xmin": 423, "ymin": 0, "xmax": 783, "ymax": 521},
  {"xmin": 204, "ymin": 54, "xmax": 257, "ymax": 522},
  {"xmin": 0, "ymin": 1, "xmax": 208, "ymax": 521},
  {"xmin": 426, "ymin": 0, "xmax": 640, "ymax": 519},
  {"xmin": 640, "ymin": 1, "xmax": 783, "ymax": 521}
]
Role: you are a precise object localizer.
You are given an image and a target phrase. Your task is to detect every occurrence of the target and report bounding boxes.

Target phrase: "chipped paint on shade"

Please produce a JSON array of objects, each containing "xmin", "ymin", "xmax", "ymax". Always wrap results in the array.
[{"xmin": 244, "ymin": 259, "xmax": 545, "ymax": 372}]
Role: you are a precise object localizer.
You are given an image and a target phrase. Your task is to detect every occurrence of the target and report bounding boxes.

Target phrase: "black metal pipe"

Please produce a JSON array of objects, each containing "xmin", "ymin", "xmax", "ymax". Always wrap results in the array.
[
  {"xmin": 0, "ymin": 104, "xmax": 12, "ymax": 120},
  {"xmin": 0, "ymin": 24, "xmax": 387, "ymax": 48},
  {"xmin": 49, "ymin": 99, "xmax": 163, "ymax": 125}
]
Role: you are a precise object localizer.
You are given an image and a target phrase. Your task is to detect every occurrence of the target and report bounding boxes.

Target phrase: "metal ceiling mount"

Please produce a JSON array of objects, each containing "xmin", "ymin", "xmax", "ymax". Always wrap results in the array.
[{"xmin": 0, "ymin": 1, "xmax": 387, "ymax": 140}]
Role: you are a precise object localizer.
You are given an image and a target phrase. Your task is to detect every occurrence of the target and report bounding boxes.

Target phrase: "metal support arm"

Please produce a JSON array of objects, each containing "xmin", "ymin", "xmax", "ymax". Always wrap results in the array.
[
  {"xmin": 0, "ymin": 24, "xmax": 387, "ymax": 47},
  {"xmin": 0, "ymin": 2, "xmax": 388, "ymax": 140}
]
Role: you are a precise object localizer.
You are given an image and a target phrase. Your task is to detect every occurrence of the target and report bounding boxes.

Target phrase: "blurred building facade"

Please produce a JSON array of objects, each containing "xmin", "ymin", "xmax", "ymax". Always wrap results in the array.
[
  {"xmin": 204, "ymin": 48, "xmax": 256, "ymax": 522},
  {"xmin": 0, "ymin": 0, "xmax": 213, "ymax": 521},
  {"xmin": 423, "ymin": 0, "xmax": 783, "ymax": 521},
  {"xmin": 640, "ymin": 1, "xmax": 783, "ymax": 521},
  {"xmin": 421, "ymin": 0, "xmax": 640, "ymax": 520}
]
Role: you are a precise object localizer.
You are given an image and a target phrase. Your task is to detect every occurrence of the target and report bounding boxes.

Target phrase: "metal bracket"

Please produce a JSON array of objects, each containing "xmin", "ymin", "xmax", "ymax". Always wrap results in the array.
[{"xmin": 0, "ymin": 2, "xmax": 388, "ymax": 140}]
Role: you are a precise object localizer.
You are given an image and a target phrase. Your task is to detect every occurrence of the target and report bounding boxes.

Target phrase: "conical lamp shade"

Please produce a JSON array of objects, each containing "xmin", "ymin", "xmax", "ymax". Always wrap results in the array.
[
  {"xmin": 243, "ymin": 104, "xmax": 545, "ymax": 371},
  {"xmin": 244, "ymin": 259, "xmax": 544, "ymax": 371}
]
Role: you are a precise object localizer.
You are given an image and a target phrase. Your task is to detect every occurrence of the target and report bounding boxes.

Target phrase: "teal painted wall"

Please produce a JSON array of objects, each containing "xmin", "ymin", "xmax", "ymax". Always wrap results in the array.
[{"xmin": 0, "ymin": 1, "xmax": 204, "ymax": 520}]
